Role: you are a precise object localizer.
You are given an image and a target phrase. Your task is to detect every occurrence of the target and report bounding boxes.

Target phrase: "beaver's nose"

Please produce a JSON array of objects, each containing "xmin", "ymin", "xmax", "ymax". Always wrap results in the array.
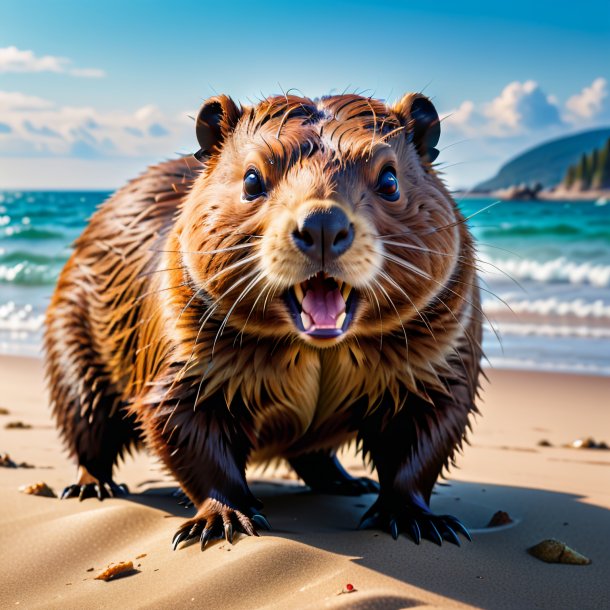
[{"xmin": 292, "ymin": 207, "xmax": 354, "ymax": 265}]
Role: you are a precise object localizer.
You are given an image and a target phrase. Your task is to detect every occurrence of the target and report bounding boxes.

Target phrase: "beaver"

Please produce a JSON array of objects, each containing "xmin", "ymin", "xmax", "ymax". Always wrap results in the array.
[{"xmin": 45, "ymin": 92, "xmax": 482, "ymax": 550}]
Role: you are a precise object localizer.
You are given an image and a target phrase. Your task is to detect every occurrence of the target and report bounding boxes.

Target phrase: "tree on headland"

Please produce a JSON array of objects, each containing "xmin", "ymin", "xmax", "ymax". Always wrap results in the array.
[
  {"xmin": 592, "ymin": 138, "xmax": 610, "ymax": 189},
  {"xmin": 563, "ymin": 137, "xmax": 610, "ymax": 191},
  {"xmin": 574, "ymin": 153, "xmax": 591, "ymax": 190}
]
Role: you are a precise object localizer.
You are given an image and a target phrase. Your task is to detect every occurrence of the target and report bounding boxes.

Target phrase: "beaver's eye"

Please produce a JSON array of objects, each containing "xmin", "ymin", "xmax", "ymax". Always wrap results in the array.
[
  {"xmin": 376, "ymin": 167, "xmax": 399, "ymax": 202},
  {"xmin": 243, "ymin": 169, "xmax": 265, "ymax": 201}
]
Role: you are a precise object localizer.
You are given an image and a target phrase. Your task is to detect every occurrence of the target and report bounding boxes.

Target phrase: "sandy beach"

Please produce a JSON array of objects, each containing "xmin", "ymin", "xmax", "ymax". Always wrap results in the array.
[{"xmin": 1, "ymin": 356, "xmax": 609, "ymax": 609}]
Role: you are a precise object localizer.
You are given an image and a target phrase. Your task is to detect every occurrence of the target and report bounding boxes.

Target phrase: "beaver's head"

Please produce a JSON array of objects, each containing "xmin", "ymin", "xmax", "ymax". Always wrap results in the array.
[{"xmin": 179, "ymin": 93, "xmax": 463, "ymax": 348}]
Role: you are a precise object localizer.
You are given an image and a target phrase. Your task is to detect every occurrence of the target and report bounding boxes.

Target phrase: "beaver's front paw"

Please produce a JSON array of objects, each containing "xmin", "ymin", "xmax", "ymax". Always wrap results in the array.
[
  {"xmin": 60, "ymin": 465, "xmax": 129, "ymax": 501},
  {"xmin": 172, "ymin": 498, "xmax": 271, "ymax": 551},
  {"xmin": 358, "ymin": 496, "xmax": 471, "ymax": 546}
]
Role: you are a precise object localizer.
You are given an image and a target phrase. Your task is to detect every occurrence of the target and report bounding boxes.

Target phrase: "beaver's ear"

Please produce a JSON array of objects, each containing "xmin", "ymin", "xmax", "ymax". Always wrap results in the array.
[
  {"xmin": 393, "ymin": 94, "xmax": 441, "ymax": 163},
  {"xmin": 194, "ymin": 95, "xmax": 242, "ymax": 160}
]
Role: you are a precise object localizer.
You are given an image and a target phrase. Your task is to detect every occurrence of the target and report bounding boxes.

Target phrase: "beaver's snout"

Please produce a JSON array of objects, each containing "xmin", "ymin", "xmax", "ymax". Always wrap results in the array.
[{"xmin": 292, "ymin": 206, "xmax": 354, "ymax": 266}]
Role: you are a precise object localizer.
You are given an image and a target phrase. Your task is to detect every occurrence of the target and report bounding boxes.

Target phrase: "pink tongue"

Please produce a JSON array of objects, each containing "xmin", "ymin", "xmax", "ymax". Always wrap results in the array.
[{"xmin": 302, "ymin": 283, "xmax": 345, "ymax": 328}]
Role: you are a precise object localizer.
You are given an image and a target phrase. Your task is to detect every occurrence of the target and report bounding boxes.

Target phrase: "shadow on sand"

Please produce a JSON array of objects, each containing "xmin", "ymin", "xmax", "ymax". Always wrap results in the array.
[{"xmin": 125, "ymin": 477, "xmax": 609, "ymax": 609}]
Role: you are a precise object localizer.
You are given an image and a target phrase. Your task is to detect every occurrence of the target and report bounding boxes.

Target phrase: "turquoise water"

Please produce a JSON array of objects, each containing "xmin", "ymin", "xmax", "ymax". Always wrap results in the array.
[{"xmin": 1, "ymin": 191, "xmax": 609, "ymax": 375}]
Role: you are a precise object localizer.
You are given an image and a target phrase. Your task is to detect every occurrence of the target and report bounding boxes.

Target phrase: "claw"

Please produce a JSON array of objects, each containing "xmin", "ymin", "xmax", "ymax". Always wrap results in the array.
[
  {"xmin": 109, "ymin": 482, "xmax": 129, "ymax": 497},
  {"xmin": 251, "ymin": 514, "xmax": 271, "ymax": 531},
  {"xmin": 189, "ymin": 522, "xmax": 203, "ymax": 538},
  {"xmin": 408, "ymin": 519, "xmax": 421, "ymax": 545},
  {"xmin": 78, "ymin": 484, "xmax": 90, "ymax": 501},
  {"xmin": 94, "ymin": 484, "xmax": 104, "ymax": 501},
  {"xmin": 172, "ymin": 528, "xmax": 190, "ymax": 551},
  {"xmin": 427, "ymin": 520, "xmax": 443, "ymax": 546},
  {"xmin": 224, "ymin": 522, "xmax": 234, "ymax": 544},
  {"xmin": 390, "ymin": 519, "xmax": 399, "ymax": 540},
  {"xmin": 200, "ymin": 528, "xmax": 213, "ymax": 551},
  {"xmin": 442, "ymin": 524, "xmax": 461, "ymax": 547},
  {"xmin": 61, "ymin": 484, "xmax": 79, "ymax": 500},
  {"xmin": 446, "ymin": 517, "xmax": 472, "ymax": 542}
]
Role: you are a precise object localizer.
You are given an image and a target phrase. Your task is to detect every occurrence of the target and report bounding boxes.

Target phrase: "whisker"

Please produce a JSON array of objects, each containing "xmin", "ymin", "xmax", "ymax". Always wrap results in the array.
[
  {"xmin": 372, "ymin": 278, "xmax": 409, "ymax": 356},
  {"xmin": 364, "ymin": 284, "xmax": 383, "ymax": 351},
  {"xmin": 376, "ymin": 268, "xmax": 436, "ymax": 342},
  {"xmin": 380, "ymin": 251, "xmax": 432, "ymax": 282},
  {"xmin": 200, "ymin": 253, "xmax": 262, "ymax": 287},
  {"xmin": 430, "ymin": 200, "xmax": 502, "ymax": 234},
  {"xmin": 377, "ymin": 201, "xmax": 502, "ymax": 241},
  {"xmin": 378, "ymin": 240, "xmax": 523, "ymax": 292},
  {"xmin": 134, "ymin": 253, "xmax": 262, "ymax": 336},
  {"xmin": 211, "ymin": 271, "xmax": 266, "ymax": 358},
  {"xmin": 192, "ymin": 267, "xmax": 263, "ymax": 409},
  {"xmin": 380, "ymin": 251, "xmax": 503, "ymax": 345},
  {"xmin": 263, "ymin": 278, "xmax": 283, "ymax": 316},
  {"xmin": 477, "ymin": 242, "xmax": 523, "ymax": 259},
  {"xmin": 165, "ymin": 263, "xmax": 264, "ymax": 406},
  {"xmin": 236, "ymin": 279, "xmax": 273, "ymax": 347},
  {"xmin": 150, "ymin": 242, "xmax": 259, "ymax": 257},
  {"xmin": 177, "ymin": 253, "xmax": 262, "ymax": 323}
]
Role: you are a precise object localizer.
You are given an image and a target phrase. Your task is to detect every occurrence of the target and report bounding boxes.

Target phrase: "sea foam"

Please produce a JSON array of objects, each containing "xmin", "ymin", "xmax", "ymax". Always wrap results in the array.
[
  {"xmin": 483, "ymin": 297, "xmax": 610, "ymax": 320},
  {"xmin": 481, "ymin": 257, "xmax": 610, "ymax": 288}
]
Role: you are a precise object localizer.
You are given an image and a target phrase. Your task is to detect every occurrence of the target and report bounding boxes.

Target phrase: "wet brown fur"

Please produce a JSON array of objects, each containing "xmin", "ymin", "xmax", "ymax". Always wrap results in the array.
[{"xmin": 45, "ymin": 92, "xmax": 483, "ymax": 543}]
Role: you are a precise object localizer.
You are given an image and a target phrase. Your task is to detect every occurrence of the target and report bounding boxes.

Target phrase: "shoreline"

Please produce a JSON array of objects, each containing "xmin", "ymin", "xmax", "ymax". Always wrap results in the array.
[
  {"xmin": 453, "ymin": 189, "xmax": 610, "ymax": 202},
  {"xmin": 2, "ymin": 350, "xmax": 610, "ymax": 378}
]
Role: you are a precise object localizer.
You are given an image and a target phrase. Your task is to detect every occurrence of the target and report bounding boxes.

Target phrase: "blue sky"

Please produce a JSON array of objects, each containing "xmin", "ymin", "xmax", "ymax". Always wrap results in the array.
[{"xmin": 1, "ymin": 0, "xmax": 609, "ymax": 189}]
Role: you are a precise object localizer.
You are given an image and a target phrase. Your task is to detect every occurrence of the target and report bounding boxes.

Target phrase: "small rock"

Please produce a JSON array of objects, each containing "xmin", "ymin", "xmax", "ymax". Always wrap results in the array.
[
  {"xmin": 569, "ymin": 437, "xmax": 609, "ymax": 450},
  {"xmin": 94, "ymin": 561, "xmax": 136, "ymax": 581},
  {"xmin": 5, "ymin": 421, "xmax": 31, "ymax": 430},
  {"xmin": 0, "ymin": 407, "xmax": 10, "ymax": 415},
  {"xmin": 537, "ymin": 439, "xmax": 553, "ymax": 447},
  {"xmin": 527, "ymin": 539, "xmax": 591, "ymax": 565},
  {"xmin": 486, "ymin": 511, "xmax": 513, "ymax": 527},
  {"xmin": 19, "ymin": 482, "xmax": 56, "ymax": 498},
  {"xmin": 1, "ymin": 453, "xmax": 34, "ymax": 468},
  {"xmin": 0, "ymin": 453, "xmax": 17, "ymax": 468}
]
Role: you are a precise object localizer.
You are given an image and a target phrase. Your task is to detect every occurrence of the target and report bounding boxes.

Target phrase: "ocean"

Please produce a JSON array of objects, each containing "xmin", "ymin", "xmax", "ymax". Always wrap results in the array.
[{"xmin": 1, "ymin": 191, "xmax": 609, "ymax": 376}]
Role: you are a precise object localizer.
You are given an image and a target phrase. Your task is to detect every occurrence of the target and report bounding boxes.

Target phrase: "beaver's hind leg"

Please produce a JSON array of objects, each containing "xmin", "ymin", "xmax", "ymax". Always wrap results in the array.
[
  {"xmin": 289, "ymin": 450, "xmax": 379, "ymax": 495},
  {"xmin": 45, "ymin": 287, "xmax": 139, "ymax": 501},
  {"xmin": 58, "ymin": 401, "xmax": 138, "ymax": 501},
  {"xmin": 357, "ymin": 381, "xmax": 474, "ymax": 546}
]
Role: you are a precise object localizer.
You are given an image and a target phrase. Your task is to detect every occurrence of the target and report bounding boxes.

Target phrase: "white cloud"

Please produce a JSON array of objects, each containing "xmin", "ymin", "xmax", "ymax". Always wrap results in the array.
[
  {"xmin": 0, "ymin": 46, "xmax": 105, "ymax": 78},
  {"xmin": 484, "ymin": 80, "xmax": 562, "ymax": 134},
  {"xmin": 0, "ymin": 90, "xmax": 194, "ymax": 159},
  {"xmin": 443, "ymin": 80, "xmax": 562, "ymax": 138},
  {"xmin": 565, "ymin": 77, "xmax": 608, "ymax": 122},
  {"xmin": 69, "ymin": 67, "xmax": 106, "ymax": 79},
  {"xmin": 443, "ymin": 77, "xmax": 610, "ymax": 142},
  {"xmin": 0, "ymin": 91, "xmax": 53, "ymax": 111}
]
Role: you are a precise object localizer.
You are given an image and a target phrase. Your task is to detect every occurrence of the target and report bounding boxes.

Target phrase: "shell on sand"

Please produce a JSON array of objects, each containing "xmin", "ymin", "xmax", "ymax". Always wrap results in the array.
[
  {"xmin": 527, "ymin": 539, "xmax": 591, "ymax": 565},
  {"xmin": 487, "ymin": 510, "xmax": 513, "ymax": 527},
  {"xmin": 94, "ymin": 561, "xmax": 135, "ymax": 581},
  {"xmin": 18, "ymin": 482, "xmax": 56, "ymax": 498}
]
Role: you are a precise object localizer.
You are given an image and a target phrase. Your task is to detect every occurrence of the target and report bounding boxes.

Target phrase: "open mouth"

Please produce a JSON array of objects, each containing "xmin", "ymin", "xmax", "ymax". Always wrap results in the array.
[{"xmin": 285, "ymin": 272, "xmax": 357, "ymax": 339}]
